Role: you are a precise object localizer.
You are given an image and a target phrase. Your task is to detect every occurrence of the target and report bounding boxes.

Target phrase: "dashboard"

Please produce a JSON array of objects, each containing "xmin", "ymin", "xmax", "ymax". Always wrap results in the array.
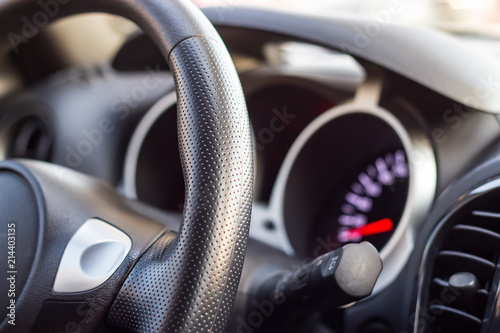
[{"xmin": 1, "ymin": 6, "xmax": 500, "ymax": 333}]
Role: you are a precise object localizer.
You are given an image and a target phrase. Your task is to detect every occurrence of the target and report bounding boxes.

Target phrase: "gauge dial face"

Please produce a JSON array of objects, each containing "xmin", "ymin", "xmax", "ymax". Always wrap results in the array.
[
  {"xmin": 310, "ymin": 149, "xmax": 410, "ymax": 255},
  {"xmin": 283, "ymin": 111, "xmax": 412, "ymax": 258}
]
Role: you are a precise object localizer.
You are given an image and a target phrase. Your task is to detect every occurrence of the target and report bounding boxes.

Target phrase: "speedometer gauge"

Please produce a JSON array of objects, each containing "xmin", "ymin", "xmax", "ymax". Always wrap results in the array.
[
  {"xmin": 279, "ymin": 100, "xmax": 436, "ymax": 293},
  {"xmin": 281, "ymin": 107, "xmax": 420, "ymax": 258},
  {"xmin": 312, "ymin": 149, "xmax": 410, "ymax": 253}
]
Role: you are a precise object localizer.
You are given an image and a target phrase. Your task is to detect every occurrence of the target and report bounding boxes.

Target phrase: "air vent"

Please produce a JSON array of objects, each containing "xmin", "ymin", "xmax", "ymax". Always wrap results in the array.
[
  {"xmin": 8, "ymin": 115, "xmax": 53, "ymax": 161},
  {"xmin": 417, "ymin": 187, "xmax": 500, "ymax": 333}
]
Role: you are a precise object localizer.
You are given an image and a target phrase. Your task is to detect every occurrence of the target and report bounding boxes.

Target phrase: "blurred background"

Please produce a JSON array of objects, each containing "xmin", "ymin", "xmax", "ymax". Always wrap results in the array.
[
  {"xmin": 27, "ymin": 0, "xmax": 500, "ymax": 64},
  {"xmin": 194, "ymin": 0, "xmax": 500, "ymax": 37},
  {"xmin": 3, "ymin": 0, "xmax": 500, "ymax": 95}
]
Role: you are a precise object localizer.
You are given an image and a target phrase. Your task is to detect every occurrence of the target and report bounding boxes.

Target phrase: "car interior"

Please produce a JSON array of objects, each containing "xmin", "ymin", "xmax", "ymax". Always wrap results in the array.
[{"xmin": 1, "ymin": 0, "xmax": 500, "ymax": 332}]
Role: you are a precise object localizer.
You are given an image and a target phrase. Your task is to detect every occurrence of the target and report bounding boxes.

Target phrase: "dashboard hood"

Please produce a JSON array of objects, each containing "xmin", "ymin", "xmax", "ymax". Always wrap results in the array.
[{"xmin": 203, "ymin": 6, "xmax": 500, "ymax": 114}]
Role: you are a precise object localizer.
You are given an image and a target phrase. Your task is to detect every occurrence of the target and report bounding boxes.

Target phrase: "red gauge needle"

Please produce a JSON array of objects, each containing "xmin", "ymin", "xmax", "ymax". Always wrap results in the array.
[{"xmin": 340, "ymin": 218, "xmax": 394, "ymax": 242}]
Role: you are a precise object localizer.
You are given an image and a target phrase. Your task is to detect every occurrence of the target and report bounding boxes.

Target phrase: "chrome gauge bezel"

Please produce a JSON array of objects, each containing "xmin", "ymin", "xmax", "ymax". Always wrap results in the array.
[
  {"xmin": 121, "ymin": 91, "xmax": 177, "ymax": 200},
  {"xmin": 251, "ymin": 92, "xmax": 437, "ymax": 294}
]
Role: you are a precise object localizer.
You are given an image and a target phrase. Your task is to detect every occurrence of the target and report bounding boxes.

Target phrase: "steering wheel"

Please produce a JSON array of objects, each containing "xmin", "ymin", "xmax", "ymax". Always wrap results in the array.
[{"xmin": 0, "ymin": 0, "xmax": 253, "ymax": 332}]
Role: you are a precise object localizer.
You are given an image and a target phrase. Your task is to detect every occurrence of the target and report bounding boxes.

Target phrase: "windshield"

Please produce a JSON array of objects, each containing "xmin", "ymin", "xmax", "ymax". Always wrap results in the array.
[{"xmin": 193, "ymin": 0, "xmax": 500, "ymax": 39}]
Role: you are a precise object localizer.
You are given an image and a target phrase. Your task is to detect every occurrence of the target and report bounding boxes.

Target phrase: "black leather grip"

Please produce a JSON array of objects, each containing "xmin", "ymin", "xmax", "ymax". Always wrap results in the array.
[{"xmin": 108, "ymin": 36, "xmax": 253, "ymax": 332}]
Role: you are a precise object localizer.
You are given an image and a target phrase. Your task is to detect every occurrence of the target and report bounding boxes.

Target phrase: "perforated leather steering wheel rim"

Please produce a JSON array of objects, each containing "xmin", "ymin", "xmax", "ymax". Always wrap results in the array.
[{"xmin": 0, "ymin": 1, "xmax": 253, "ymax": 332}]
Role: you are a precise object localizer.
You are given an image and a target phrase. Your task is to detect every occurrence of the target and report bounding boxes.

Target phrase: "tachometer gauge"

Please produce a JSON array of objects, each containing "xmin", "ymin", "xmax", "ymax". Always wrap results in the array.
[{"xmin": 330, "ymin": 149, "xmax": 409, "ymax": 249}]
